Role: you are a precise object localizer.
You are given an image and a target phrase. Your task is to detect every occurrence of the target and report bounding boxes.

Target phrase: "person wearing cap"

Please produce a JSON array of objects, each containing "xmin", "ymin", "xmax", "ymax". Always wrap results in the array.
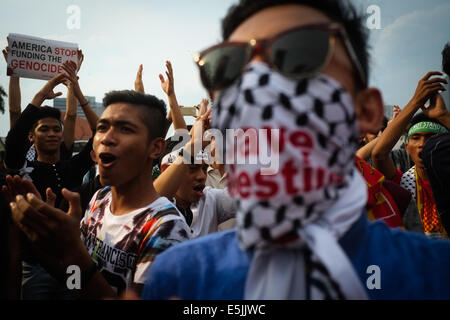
[
  {"xmin": 156, "ymin": 114, "xmax": 237, "ymax": 239},
  {"xmin": 373, "ymin": 74, "xmax": 450, "ymax": 239}
]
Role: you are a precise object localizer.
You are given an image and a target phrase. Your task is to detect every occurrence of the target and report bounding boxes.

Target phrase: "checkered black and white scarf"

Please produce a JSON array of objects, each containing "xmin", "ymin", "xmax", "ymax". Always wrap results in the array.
[{"xmin": 213, "ymin": 62, "xmax": 368, "ymax": 300}]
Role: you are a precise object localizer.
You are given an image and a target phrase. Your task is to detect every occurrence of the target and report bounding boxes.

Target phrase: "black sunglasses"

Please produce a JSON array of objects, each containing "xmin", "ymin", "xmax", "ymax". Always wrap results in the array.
[{"xmin": 195, "ymin": 23, "xmax": 366, "ymax": 92}]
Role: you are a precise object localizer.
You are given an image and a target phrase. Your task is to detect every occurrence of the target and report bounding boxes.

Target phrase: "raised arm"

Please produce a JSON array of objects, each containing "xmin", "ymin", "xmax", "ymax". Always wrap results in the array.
[
  {"xmin": 3, "ymin": 47, "xmax": 21, "ymax": 127},
  {"xmin": 5, "ymin": 73, "xmax": 67, "ymax": 169},
  {"xmin": 63, "ymin": 83, "xmax": 77, "ymax": 151},
  {"xmin": 134, "ymin": 64, "xmax": 145, "ymax": 94},
  {"xmin": 356, "ymin": 105, "xmax": 400, "ymax": 161},
  {"xmin": 423, "ymin": 92, "xmax": 450, "ymax": 130},
  {"xmin": 30, "ymin": 73, "xmax": 67, "ymax": 107},
  {"xmin": 356, "ymin": 136, "xmax": 380, "ymax": 161},
  {"xmin": 155, "ymin": 109, "xmax": 211, "ymax": 199},
  {"xmin": 372, "ymin": 72, "xmax": 447, "ymax": 180},
  {"xmin": 62, "ymin": 58, "xmax": 98, "ymax": 132},
  {"xmin": 159, "ymin": 60, "xmax": 187, "ymax": 132},
  {"xmin": 62, "ymin": 50, "xmax": 85, "ymax": 150}
]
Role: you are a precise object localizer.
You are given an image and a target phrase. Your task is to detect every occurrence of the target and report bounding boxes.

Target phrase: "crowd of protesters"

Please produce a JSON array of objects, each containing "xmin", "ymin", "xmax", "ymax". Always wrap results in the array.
[{"xmin": 1, "ymin": 0, "xmax": 450, "ymax": 300}]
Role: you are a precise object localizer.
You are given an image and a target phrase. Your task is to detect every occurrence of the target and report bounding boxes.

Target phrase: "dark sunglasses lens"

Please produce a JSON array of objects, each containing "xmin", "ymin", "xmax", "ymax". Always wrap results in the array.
[
  {"xmin": 199, "ymin": 45, "xmax": 247, "ymax": 90},
  {"xmin": 270, "ymin": 29, "xmax": 330, "ymax": 76}
]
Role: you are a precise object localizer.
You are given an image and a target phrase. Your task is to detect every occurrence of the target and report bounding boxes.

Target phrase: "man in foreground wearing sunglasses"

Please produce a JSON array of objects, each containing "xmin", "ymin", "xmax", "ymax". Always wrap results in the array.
[{"xmin": 144, "ymin": 0, "xmax": 450, "ymax": 300}]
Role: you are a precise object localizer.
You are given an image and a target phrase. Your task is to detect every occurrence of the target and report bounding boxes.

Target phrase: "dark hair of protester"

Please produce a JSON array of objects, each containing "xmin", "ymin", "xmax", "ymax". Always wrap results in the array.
[
  {"xmin": 422, "ymin": 133, "xmax": 450, "ymax": 230},
  {"xmin": 442, "ymin": 43, "xmax": 450, "ymax": 76},
  {"xmin": 408, "ymin": 112, "xmax": 445, "ymax": 131},
  {"xmin": 103, "ymin": 90, "xmax": 167, "ymax": 141},
  {"xmin": 222, "ymin": 0, "xmax": 370, "ymax": 87},
  {"xmin": 30, "ymin": 106, "xmax": 62, "ymax": 133}
]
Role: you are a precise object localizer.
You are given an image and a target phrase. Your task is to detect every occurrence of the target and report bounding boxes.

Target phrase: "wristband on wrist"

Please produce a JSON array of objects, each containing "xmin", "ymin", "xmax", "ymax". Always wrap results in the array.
[{"xmin": 80, "ymin": 101, "xmax": 89, "ymax": 107}]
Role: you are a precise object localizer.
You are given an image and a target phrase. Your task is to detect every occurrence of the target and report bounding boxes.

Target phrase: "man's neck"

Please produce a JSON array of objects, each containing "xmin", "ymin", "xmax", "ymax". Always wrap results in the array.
[
  {"xmin": 174, "ymin": 195, "xmax": 191, "ymax": 210},
  {"xmin": 110, "ymin": 174, "xmax": 160, "ymax": 216},
  {"xmin": 36, "ymin": 150, "xmax": 60, "ymax": 164}
]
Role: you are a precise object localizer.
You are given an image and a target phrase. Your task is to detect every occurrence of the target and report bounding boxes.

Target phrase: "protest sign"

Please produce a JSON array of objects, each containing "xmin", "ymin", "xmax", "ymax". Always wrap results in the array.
[{"xmin": 6, "ymin": 33, "xmax": 78, "ymax": 80}]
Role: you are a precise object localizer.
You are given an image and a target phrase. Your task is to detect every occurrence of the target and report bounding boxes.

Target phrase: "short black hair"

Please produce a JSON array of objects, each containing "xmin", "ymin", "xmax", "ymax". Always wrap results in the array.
[
  {"xmin": 408, "ymin": 112, "xmax": 444, "ymax": 131},
  {"xmin": 30, "ymin": 106, "xmax": 62, "ymax": 133},
  {"xmin": 222, "ymin": 0, "xmax": 370, "ymax": 87},
  {"xmin": 442, "ymin": 43, "xmax": 450, "ymax": 76},
  {"xmin": 103, "ymin": 90, "xmax": 167, "ymax": 141}
]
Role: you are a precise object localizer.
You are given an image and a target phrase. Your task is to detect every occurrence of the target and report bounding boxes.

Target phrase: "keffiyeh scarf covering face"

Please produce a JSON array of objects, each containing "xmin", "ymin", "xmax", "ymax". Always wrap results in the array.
[{"xmin": 213, "ymin": 62, "xmax": 368, "ymax": 300}]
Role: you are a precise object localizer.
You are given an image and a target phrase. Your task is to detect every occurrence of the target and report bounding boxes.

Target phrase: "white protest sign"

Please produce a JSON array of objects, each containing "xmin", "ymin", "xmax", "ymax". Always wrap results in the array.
[{"xmin": 6, "ymin": 33, "xmax": 78, "ymax": 80}]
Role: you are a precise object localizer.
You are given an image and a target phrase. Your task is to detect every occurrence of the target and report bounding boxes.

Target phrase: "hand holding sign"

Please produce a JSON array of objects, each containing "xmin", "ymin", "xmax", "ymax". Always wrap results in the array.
[
  {"xmin": 3, "ymin": 46, "xmax": 19, "ymax": 81},
  {"xmin": 77, "ymin": 49, "xmax": 84, "ymax": 72},
  {"xmin": 62, "ymin": 60, "xmax": 88, "ymax": 106},
  {"xmin": 6, "ymin": 33, "xmax": 78, "ymax": 80},
  {"xmin": 2, "ymin": 46, "xmax": 9, "ymax": 63}
]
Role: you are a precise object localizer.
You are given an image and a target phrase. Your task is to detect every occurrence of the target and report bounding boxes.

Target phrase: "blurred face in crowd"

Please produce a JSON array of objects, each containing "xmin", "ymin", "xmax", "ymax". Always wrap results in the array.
[
  {"xmin": 29, "ymin": 117, "xmax": 63, "ymax": 155},
  {"xmin": 94, "ymin": 103, "xmax": 162, "ymax": 188},
  {"xmin": 219, "ymin": 4, "xmax": 383, "ymax": 134},
  {"xmin": 406, "ymin": 131, "xmax": 436, "ymax": 169},
  {"xmin": 175, "ymin": 163, "xmax": 208, "ymax": 206}
]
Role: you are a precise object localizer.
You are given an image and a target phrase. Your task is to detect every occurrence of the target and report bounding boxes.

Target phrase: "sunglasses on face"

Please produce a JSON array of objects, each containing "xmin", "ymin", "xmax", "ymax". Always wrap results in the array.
[{"xmin": 194, "ymin": 23, "xmax": 366, "ymax": 92}]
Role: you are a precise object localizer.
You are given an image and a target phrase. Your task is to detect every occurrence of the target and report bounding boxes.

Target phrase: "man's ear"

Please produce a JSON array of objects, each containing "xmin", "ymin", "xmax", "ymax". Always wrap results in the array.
[
  {"xmin": 405, "ymin": 139, "xmax": 411, "ymax": 153},
  {"xmin": 28, "ymin": 132, "xmax": 35, "ymax": 143},
  {"xmin": 354, "ymin": 88, "xmax": 385, "ymax": 135},
  {"xmin": 149, "ymin": 137, "xmax": 167, "ymax": 160}
]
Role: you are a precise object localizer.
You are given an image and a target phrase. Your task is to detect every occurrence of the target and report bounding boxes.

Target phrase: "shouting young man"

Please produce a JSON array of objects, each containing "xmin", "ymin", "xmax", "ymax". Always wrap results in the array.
[{"xmin": 9, "ymin": 90, "xmax": 191, "ymax": 298}]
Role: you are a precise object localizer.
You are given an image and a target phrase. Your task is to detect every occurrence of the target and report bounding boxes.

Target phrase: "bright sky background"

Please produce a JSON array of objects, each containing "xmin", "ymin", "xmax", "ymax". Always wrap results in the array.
[{"xmin": 1, "ymin": 0, "xmax": 449, "ymax": 137}]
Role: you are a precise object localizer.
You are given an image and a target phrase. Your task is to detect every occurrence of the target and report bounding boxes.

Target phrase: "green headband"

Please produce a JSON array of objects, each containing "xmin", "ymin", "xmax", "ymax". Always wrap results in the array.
[{"xmin": 408, "ymin": 121, "xmax": 448, "ymax": 139}]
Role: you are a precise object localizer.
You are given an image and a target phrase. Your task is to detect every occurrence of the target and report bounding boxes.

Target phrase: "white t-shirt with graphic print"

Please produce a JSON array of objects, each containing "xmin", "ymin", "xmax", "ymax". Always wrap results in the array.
[{"xmin": 80, "ymin": 187, "xmax": 190, "ymax": 294}]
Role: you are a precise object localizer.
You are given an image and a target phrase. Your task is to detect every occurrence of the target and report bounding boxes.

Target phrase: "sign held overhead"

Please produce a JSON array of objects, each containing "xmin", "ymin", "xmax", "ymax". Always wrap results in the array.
[{"xmin": 6, "ymin": 33, "xmax": 78, "ymax": 80}]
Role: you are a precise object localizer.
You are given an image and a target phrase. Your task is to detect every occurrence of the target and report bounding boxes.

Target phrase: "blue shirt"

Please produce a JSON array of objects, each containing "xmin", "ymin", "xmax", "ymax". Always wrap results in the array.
[{"xmin": 142, "ymin": 213, "xmax": 450, "ymax": 300}]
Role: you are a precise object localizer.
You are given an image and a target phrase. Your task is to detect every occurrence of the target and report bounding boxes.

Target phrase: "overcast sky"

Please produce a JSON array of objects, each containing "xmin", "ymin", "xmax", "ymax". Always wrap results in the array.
[{"xmin": 1, "ymin": 0, "xmax": 449, "ymax": 137}]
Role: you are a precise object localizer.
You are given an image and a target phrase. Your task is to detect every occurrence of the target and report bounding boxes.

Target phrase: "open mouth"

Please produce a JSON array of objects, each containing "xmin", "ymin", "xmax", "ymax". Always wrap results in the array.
[
  {"xmin": 193, "ymin": 185, "xmax": 205, "ymax": 197},
  {"xmin": 418, "ymin": 151, "xmax": 423, "ymax": 161},
  {"xmin": 99, "ymin": 153, "xmax": 118, "ymax": 167}
]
